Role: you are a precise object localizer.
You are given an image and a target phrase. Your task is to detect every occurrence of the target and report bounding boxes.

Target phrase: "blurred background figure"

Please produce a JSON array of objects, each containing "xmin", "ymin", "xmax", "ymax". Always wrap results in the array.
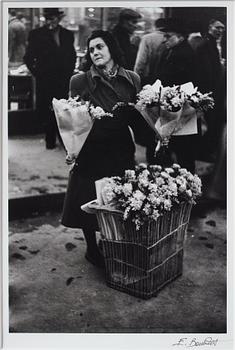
[
  {"xmin": 187, "ymin": 19, "xmax": 203, "ymax": 52},
  {"xmin": 8, "ymin": 10, "xmax": 27, "ymax": 68},
  {"xmin": 158, "ymin": 18, "xmax": 196, "ymax": 86},
  {"xmin": 134, "ymin": 18, "xmax": 166, "ymax": 86},
  {"xmin": 112, "ymin": 8, "xmax": 141, "ymax": 70},
  {"xmin": 134, "ymin": 17, "xmax": 167, "ymax": 164},
  {"xmin": 195, "ymin": 18, "xmax": 226, "ymax": 162},
  {"xmin": 24, "ymin": 8, "xmax": 76, "ymax": 149},
  {"xmin": 156, "ymin": 18, "xmax": 198, "ymax": 173},
  {"xmin": 205, "ymin": 124, "xmax": 226, "ymax": 203}
]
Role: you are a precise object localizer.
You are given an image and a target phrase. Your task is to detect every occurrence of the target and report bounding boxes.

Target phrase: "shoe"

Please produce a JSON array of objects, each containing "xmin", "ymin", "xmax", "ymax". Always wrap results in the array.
[{"xmin": 85, "ymin": 250, "xmax": 105, "ymax": 269}]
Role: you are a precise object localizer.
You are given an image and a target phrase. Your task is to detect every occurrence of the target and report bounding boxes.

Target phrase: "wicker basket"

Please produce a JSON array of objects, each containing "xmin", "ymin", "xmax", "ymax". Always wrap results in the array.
[
  {"xmin": 105, "ymin": 249, "xmax": 184, "ymax": 299},
  {"xmin": 86, "ymin": 201, "xmax": 192, "ymax": 299},
  {"xmin": 101, "ymin": 223, "xmax": 186, "ymax": 270},
  {"xmin": 95, "ymin": 202, "xmax": 192, "ymax": 247}
]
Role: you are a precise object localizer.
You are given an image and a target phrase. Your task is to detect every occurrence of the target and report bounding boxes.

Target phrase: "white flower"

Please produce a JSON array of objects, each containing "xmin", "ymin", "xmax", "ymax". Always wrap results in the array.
[
  {"xmin": 100, "ymin": 163, "xmax": 202, "ymax": 229},
  {"xmin": 152, "ymin": 209, "xmax": 160, "ymax": 220},
  {"xmin": 165, "ymin": 167, "xmax": 174, "ymax": 174},
  {"xmin": 123, "ymin": 183, "xmax": 133, "ymax": 197},
  {"xmin": 125, "ymin": 170, "xmax": 136, "ymax": 180},
  {"xmin": 89, "ymin": 105, "xmax": 113, "ymax": 119},
  {"xmin": 172, "ymin": 163, "xmax": 181, "ymax": 170},
  {"xmin": 160, "ymin": 171, "xmax": 170, "ymax": 179},
  {"xmin": 133, "ymin": 190, "xmax": 145, "ymax": 201},
  {"xmin": 143, "ymin": 203, "xmax": 152, "ymax": 215},
  {"xmin": 163, "ymin": 199, "xmax": 172, "ymax": 210},
  {"xmin": 136, "ymin": 86, "xmax": 160, "ymax": 108},
  {"xmin": 186, "ymin": 189, "xmax": 193, "ymax": 197}
]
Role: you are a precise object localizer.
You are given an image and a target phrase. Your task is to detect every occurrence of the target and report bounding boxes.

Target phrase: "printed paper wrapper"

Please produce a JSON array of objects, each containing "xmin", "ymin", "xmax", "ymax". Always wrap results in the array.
[{"xmin": 52, "ymin": 98, "xmax": 93, "ymax": 158}]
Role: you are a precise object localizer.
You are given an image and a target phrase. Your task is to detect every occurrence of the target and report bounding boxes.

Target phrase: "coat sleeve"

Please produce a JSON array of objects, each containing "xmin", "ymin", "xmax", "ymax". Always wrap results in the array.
[
  {"xmin": 134, "ymin": 36, "xmax": 150, "ymax": 83},
  {"xmin": 124, "ymin": 70, "xmax": 157, "ymax": 147},
  {"xmin": 24, "ymin": 30, "xmax": 38, "ymax": 76},
  {"xmin": 66, "ymin": 30, "xmax": 77, "ymax": 75},
  {"xmin": 69, "ymin": 73, "xmax": 87, "ymax": 98}
]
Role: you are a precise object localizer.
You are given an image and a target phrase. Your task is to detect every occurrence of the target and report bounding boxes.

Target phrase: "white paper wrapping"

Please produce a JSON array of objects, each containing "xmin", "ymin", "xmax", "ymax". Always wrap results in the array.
[{"xmin": 52, "ymin": 98, "xmax": 93, "ymax": 158}]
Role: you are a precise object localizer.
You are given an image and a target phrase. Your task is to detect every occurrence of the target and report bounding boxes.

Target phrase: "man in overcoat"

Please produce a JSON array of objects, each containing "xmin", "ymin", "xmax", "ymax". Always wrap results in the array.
[
  {"xmin": 195, "ymin": 19, "xmax": 226, "ymax": 160},
  {"xmin": 157, "ymin": 18, "xmax": 198, "ymax": 173},
  {"xmin": 24, "ymin": 8, "xmax": 76, "ymax": 149}
]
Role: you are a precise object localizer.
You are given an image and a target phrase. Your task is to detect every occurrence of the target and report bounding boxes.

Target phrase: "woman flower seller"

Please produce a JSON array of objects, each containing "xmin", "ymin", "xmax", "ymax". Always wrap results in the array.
[{"xmin": 61, "ymin": 30, "xmax": 156, "ymax": 268}]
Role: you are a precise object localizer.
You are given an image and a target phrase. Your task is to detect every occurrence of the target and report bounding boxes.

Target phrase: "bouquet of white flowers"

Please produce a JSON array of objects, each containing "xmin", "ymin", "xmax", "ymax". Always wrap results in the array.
[
  {"xmin": 52, "ymin": 96, "xmax": 113, "ymax": 164},
  {"xmin": 135, "ymin": 79, "xmax": 214, "ymax": 145},
  {"xmin": 100, "ymin": 163, "xmax": 202, "ymax": 230}
]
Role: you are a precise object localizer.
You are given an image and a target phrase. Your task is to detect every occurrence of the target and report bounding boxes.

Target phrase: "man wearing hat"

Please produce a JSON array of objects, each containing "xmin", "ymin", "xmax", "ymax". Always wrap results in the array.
[
  {"xmin": 157, "ymin": 18, "xmax": 198, "ymax": 173},
  {"xmin": 158, "ymin": 18, "xmax": 196, "ymax": 86},
  {"xmin": 112, "ymin": 8, "xmax": 141, "ymax": 70},
  {"xmin": 24, "ymin": 8, "xmax": 76, "ymax": 149}
]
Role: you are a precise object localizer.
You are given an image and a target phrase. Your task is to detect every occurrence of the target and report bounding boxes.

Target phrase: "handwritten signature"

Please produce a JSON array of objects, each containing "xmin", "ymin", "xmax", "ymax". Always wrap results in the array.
[{"xmin": 172, "ymin": 337, "xmax": 218, "ymax": 347}]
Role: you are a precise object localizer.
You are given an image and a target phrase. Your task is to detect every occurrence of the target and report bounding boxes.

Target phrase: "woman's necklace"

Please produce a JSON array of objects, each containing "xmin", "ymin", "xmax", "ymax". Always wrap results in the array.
[{"xmin": 103, "ymin": 65, "xmax": 118, "ymax": 79}]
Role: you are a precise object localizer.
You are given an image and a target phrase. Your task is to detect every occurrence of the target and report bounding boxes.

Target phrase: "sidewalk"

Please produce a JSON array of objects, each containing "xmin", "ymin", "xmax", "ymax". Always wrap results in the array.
[
  {"xmin": 8, "ymin": 134, "xmax": 150, "ymax": 219},
  {"xmin": 8, "ymin": 135, "xmax": 227, "ymax": 335},
  {"xmin": 9, "ymin": 207, "xmax": 226, "ymax": 334},
  {"xmin": 9, "ymin": 134, "xmax": 217, "ymax": 198},
  {"xmin": 9, "ymin": 134, "xmax": 68, "ymax": 199}
]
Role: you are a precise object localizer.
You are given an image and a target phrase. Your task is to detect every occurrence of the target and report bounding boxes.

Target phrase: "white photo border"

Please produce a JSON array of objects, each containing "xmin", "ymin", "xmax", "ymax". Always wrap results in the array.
[{"xmin": 1, "ymin": 1, "xmax": 234, "ymax": 349}]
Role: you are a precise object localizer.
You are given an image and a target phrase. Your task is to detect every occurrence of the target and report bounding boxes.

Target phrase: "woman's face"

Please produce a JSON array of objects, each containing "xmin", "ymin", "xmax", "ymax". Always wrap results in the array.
[{"xmin": 89, "ymin": 37, "xmax": 113, "ymax": 68}]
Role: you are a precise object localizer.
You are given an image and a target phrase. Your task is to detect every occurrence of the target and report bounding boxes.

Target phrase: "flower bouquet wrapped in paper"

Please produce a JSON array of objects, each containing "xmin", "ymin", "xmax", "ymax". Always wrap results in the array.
[
  {"xmin": 135, "ymin": 80, "xmax": 215, "ymax": 162},
  {"xmin": 52, "ymin": 96, "xmax": 113, "ymax": 165}
]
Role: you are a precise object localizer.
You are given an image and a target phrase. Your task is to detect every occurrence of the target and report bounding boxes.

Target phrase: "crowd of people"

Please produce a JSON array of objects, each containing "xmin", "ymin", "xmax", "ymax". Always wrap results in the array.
[{"xmin": 20, "ymin": 8, "xmax": 226, "ymax": 267}]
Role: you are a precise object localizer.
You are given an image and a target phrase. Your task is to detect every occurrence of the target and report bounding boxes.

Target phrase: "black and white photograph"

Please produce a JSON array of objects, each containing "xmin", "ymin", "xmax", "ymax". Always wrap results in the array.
[{"xmin": 1, "ymin": 1, "xmax": 234, "ymax": 349}]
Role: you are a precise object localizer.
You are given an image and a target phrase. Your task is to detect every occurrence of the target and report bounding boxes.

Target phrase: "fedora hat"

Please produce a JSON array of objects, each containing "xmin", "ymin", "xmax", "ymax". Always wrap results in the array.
[
  {"xmin": 162, "ymin": 18, "xmax": 188, "ymax": 36},
  {"xmin": 43, "ymin": 8, "xmax": 64, "ymax": 19},
  {"xmin": 119, "ymin": 8, "xmax": 141, "ymax": 20}
]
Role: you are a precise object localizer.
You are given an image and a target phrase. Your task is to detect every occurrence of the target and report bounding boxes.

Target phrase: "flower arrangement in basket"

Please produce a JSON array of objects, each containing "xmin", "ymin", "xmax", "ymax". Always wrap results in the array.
[
  {"xmin": 135, "ymin": 80, "xmax": 214, "ymax": 149},
  {"xmin": 52, "ymin": 96, "xmax": 113, "ymax": 165},
  {"xmin": 100, "ymin": 163, "xmax": 202, "ymax": 230}
]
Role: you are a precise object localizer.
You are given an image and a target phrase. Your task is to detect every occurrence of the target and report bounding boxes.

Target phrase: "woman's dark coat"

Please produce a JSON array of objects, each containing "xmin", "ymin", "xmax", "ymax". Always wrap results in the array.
[{"xmin": 61, "ymin": 66, "xmax": 156, "ymax": 229}]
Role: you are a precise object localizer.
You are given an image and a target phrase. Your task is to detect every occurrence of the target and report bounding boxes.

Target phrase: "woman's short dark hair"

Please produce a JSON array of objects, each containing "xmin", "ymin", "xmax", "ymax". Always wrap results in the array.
[{"xmin": 82, "ymin": 30, "xmax": 124, "ymax": 71}]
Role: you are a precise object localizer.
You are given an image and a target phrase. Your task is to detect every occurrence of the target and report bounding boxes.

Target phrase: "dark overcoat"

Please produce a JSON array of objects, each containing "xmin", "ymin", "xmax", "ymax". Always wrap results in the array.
[
  {"xmin": 157, "ymin": 39, "xmax": 197, "ymax": 86},
  {"xmin": 61, "ymin": 66, "xmax": 156, "ymax": 230},
  {"xmin": 112, "ymin": 24, "xmax": 138, "ymax": 70},
  {"xmin": 24, "ymin": 25, "xmax": 76, "ymax": 116},
  {"xmin": 195, "ymin": 33, "xmax": 224, "ymax": 97},
  {"xmin": 194, "ymin": 34, "xmax": 226, "ymax": 153},
  {"xmin": 157, "ymin": 40, "xmax": 198, "ymax": 173}
]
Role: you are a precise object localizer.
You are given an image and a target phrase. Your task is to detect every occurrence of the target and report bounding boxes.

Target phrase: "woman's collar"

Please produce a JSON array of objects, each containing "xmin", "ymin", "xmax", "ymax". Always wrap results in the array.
[{"xmin": 90, "ymin": 64, "xmax": 135, "ymax": 87}]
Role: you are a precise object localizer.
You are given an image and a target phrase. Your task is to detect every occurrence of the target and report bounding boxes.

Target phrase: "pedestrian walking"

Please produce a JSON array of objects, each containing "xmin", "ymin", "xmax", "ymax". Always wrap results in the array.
[
  {"xmin": 112, "ymin": 8, "xmax": 141, "ymax": 70},
  {"xmin": 134, "ymin": 18, "xmax": 166, "ymax": 86},
  {"xmin": 24, "ymin": 8, "xmax": 77, "ymax": 149},
  {"xmin": 61, "ymin": 30, "xmax": 156, "ymax": 268}
]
